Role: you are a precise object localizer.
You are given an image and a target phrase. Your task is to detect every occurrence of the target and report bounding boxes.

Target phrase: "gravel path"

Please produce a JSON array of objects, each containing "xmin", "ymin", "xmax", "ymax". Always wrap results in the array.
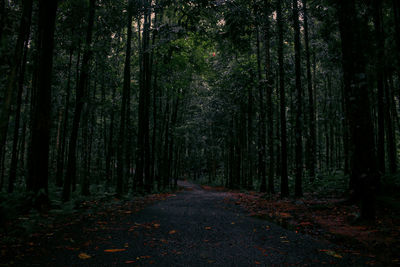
[{"xmin": 19, "ymin": 180, "xmax": 368, "ymax": 266}]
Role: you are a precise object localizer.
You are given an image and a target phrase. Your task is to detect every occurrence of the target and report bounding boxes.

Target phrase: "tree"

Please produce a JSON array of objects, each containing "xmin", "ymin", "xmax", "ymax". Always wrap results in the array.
[
  {"xmin": 292, "ymin": 0, "xmax": 303, "ymax": 198},
  {"xmin": 277, "ymin": 0, "xmax": 289, "ymax": 198},
  {"xmin": 27, "ymin": 0, "xmax": 58, "ymax": 208},
  {"xmin": 117, "ymin": 0, "xmax": 133, "ymax": 196},
  {"xmin": 302, "ymin": 0, "xmax": 316, "ymax": 182}
]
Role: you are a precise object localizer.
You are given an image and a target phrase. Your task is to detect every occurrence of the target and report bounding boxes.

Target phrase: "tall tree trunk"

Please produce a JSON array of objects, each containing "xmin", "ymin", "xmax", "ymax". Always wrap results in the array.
[
  {"xmin": 393, "ymin": 0, "xmax": 400, "ymax": 77},
  {"xmin": 293, "ymin": 0, "xmax": 303, "ymax": 197},
  {"xmin": 63, "ymin": 0, "xmax": 96, "ymax": 202},
  {"xmin": 385, "ymin": 74, "xmax": 397, "ymax": 173},
  {"xmin": 0, "ymin": 0, "xmax": 5, "ymax": 41},
  {"xmin": 373, "ymin": 0, "xmax": 385, "ymax": 175},
  {"xmin": 302, "ymin": 0, "xmax": 316, "ymax": 182},
  {"xmin": 162, "ymin": 101, "xmax": 170, "ymax": 189},
  {"xmin": 337, "ymin": 0, "xmax": 379, "ymax": 220},
  {"xmin": 105, "ymin": 84, "xmax": 116, "ymax": 187},
  {"xmin": 277, "ymin": 0, "xmax": 289, "ymax": 198},
  {"xmin": 28, "ymin": 0, "xmax": 57, "ymax": 208},
  {"xmin": 136, "ymin": 0, "xmax": 152, "ymax": 193},
  {"xmin": 117, "ymin": 0, "xmax": 133, "ymax": 196},
  {"xmin": 341, "ymin": 83, "xmax": 350, "ymax": 175},
  {"xmin": 247, "ymin": 69, "xmax": 253, "ymax": 189},
  {"xmin": 257, "ymin": 24, "xmax": 267, "ymax": 193},
  {"xmin": 264, "ymin": 2, "xmax": 274, "ymax": 194},
  {"xmin": 143, "ymin": 2, "xmax": 152, "ymax": 193}
]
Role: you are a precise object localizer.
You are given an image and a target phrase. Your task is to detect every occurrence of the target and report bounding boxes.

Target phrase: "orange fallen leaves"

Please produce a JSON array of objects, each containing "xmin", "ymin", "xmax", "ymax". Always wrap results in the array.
[
  {"xmin": 319, "ymin": 249, "xmax": 343, "ymax": 258},
  {"xmin": 78, "ymin": 252, "xmax": 91, "ymax": 259},
  {"xmin": 205, "ymin": 226, "xmax": 212, "ymax": 230},
  {"xmin": 104, "ymin": 248, "xmax": 126, "ymax": 253},
  {"xmin": 169, "ymin": 230, "xmax": 177, "ymax": 234}
]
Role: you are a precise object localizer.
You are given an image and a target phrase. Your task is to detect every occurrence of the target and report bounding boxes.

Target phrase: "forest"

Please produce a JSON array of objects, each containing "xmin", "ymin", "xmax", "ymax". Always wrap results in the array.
[{"xmin": 1, "ymin": 0, "xmax": 400, "ymax": 265}]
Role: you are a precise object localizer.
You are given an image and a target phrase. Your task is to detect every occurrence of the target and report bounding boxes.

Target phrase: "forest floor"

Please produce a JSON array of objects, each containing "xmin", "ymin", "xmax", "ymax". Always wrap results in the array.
[{"xmin": 0, "ymin": 180, "xmax": 394, "ymax": 266}]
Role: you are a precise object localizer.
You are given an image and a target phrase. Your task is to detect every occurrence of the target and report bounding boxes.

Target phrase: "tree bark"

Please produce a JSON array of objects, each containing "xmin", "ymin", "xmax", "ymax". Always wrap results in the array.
[
  {"xmin": 277, "ymin": 0, "xmax": 289, "ymax": 198},
  {"xmin": 385, "ymin": 75, "xmax": 397, "ymax": 173},
  {"xmin": 28, "ymin": 0, "xmax": 57, "ymax": 209},
  {"xmin": 293, "ymin": 0, "xmax": 303, "ymax": 197},
  {"xmin": 117, "ymin": 0, "xmax": 133, "ymax": 196},
  {"xmin": 257, "ymin": 23, "xmax": 267, "ymax": 193},
  {"xmin": 302, "ymin": 0, "xmax": 316, "ymax": 182},
  {"xmin": 393, "ymin": 0, "xmax": 400, "ymax": 76},
  {"xmin": 372, "ymin": 0, "xmax": 385, "ymax": 175}
]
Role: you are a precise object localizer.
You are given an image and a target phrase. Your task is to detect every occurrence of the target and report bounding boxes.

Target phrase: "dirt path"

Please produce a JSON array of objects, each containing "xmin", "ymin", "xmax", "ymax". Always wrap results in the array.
[{"xmin": 13, "ymin": 181, "xmax": 368, "ymax": 266}]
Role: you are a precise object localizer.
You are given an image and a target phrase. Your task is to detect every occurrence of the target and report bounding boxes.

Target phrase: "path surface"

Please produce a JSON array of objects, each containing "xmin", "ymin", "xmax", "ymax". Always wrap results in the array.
[{"xmin": 20, "ymin": 181, "xmax": 367, "ymax": 266}]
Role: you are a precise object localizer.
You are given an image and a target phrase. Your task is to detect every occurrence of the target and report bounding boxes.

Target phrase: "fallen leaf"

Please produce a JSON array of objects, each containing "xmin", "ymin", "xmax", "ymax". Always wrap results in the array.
[
  {"xmin": 104, "ymin": 248, "xmax": 126, "ymax": 253},
  {"xmin": 255, "ymin": 261, "xmax": 261, "ymax": 265},
  {"xmin": 320, "ymin": 249, "xmax": 343, "ymax": 258},
  {"xmin": 78, "ymin": 253, "xmax": 91, "ymax": 259},
  {"xmin": 279, "ymin": 212, "xmax": 292, "ymax": 218},
  {"xmin": 140, "ymin": 255, "xmax": 151, "ymax": 259},
  {"xmin": 231, "ymin": 222, "xmax": 235, "ymax": 225},
  {"xmin": 169, "ymin": 230, "xmax": 177, "ymax": 234},
  {"xmin": 153, "ymin": 223, "xmax": 160, "ymax": 228},
  {"xmin": 205, "ymin": 226, "xmax": 212, "ymax": 230},
  {"xmin": 125, "ymin": 260, "xmax": 136, "ymax": 264}
]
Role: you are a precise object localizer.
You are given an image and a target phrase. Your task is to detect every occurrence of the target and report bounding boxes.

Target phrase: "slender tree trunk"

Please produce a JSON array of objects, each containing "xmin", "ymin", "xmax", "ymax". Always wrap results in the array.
[
  {"xmin": 247, "ymin": 73, "xmax": 253, "ymax": 189},
  {"xmin": 302, "ymin": 0, "xmax": 316, "ymax": 182},
  {"xmin": 264, "ymin": 3, "xmax": 274, "ymax": 194},
  {"xmin": 257, "ymin": 23, "xmax": 267, "ymax": 193},
  {"xmin": 81, "ymin": 83, "xmax": 91, "ymax": 196},
  {"xmin": 28, "ymin": 0, "xmax": 58, "ymax": 208},
  {"xmin": 293, "ymin": 0, "xmax": 303, "ymax": 197},
  {"xmin": 162, "ymin": 101, "xmax": 170, "ymax": 189},
  {"xmin": 385, "ymin": 74, "xmax": 397, "ymax": 173},
  {"xmin": 277, "ymin": 0, "xmax": 289, "ymax": 197},
  {"xmin": 393, "ymin": 0, "xmax": 400, "ymax": 76},
  {"xmin": 117, "ymin": 0, "xmax": 133, "ymax": 196},
  {"xmin": 372, "ymin": 0, "xmax": 385, "ymax": 175},
  {"xmin": 105, "ymin": 85, "xmax": 116, "ymax": 187},
  {"xmin": 341, "ymin": 83, "xmax": 350, "ymax": 175},
  {"xmin": 63, "ymin": 0, "xmax": 96, "ymax": 202},
  {"xmin": 143, "ymin": 2, "xmax": 152, "ymax": 193},
  {"xmin": 0, "ymin": 0, "xmax": 5, "ymax": 41}
]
